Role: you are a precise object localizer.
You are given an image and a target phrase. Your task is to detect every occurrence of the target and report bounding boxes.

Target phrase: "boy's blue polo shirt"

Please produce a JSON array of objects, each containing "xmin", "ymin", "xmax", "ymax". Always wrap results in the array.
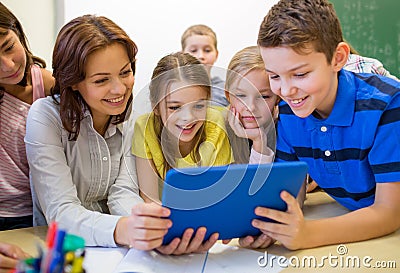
[{"xmin": 276, "ymin": 69, "xmax": 400, "ymax": 210}]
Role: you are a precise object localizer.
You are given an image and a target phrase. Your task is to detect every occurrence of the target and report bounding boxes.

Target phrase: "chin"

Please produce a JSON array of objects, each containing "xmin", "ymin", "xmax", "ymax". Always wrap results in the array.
[
  {"xmin": 179, "ymin": 136, "xmax": 195, "ymax": 143},
  {"xmin": 292, "ymin": 110, "xmax": 313, "ymax": 119},
  {"xmin": 243, "ymin": 123, "xmax": 259, "ymax": 129}
]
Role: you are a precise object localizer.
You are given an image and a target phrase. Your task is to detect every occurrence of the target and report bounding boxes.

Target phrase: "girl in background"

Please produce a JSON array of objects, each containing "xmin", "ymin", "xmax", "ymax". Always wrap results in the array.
[
  {"xmin": 0, "ymin": 2, "xmax": 52, "ymax": 268},
  {"xmin": 0, "ymin": 2, "xmax": 53, "ymax": 230}
]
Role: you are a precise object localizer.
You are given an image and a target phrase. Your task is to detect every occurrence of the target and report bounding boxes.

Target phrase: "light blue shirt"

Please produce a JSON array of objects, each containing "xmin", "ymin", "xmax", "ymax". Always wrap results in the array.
[{"xmin": 25, "ymin": 96, "xmax": 142, "ymax": 246}]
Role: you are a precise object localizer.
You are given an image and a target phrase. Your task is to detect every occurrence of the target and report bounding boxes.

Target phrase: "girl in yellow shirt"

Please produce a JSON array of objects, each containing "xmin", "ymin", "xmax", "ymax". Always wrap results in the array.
[{"xmin": 132, "ymin": 52, "xmax": 233, "ymax": 203}]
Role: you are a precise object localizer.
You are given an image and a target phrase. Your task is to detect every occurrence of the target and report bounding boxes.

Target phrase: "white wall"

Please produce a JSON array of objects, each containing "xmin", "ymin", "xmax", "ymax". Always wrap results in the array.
[
  {"xmin": 2, "ymin": 0, "xmax": 55, "ymax": 69},
  {"xmin": 62, "ymin": 0, "xmax": 278, "ymax": 112}
]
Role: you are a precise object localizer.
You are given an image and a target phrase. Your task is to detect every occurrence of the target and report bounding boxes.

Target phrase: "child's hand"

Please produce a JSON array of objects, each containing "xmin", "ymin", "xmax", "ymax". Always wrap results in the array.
[
  {"xmin": 251, "ymin": 191, "xmax": 308, "ymax": 250},
  {"xmin": 0, "ymin": 242, "xmax": 29, "ymax": 268},
  {"xmin": 156, "ymin": 227, "xmax": 219, "ymax": 255},
  {"xmin": 228, "ymin": 107, "xmax": 264, "ymax": 142},
  {"xmin": 238, "ymin": 234, "xmax": 276, "ymax": 249},
  {"xmin": 228, "ymin": 107, "xmax": 271, "ymax": 155},
  {"xmin": 114, "ymin": 202, "xmax": 172, "ymax": 250}
]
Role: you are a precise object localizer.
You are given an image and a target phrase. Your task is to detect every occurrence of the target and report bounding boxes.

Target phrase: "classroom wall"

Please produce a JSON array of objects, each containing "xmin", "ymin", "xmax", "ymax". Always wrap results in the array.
[{"xmin": 331, "ymin": 0, "xmax": 400, "ymax": 78}]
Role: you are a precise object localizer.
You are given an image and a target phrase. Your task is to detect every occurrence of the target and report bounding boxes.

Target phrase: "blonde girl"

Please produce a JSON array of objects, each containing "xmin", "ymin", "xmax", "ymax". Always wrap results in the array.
[{"xmin": 225, "ymin": 46, "xmax": 278, "ymax": 164}]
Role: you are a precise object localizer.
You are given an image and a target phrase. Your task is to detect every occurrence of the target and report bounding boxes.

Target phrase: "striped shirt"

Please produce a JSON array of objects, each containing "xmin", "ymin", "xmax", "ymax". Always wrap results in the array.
[
  {"xmin": 276, "ymin": 69, "xmax": 400, "ymax": 210},
  {"xmin": 0, "ymin": 65, "xmax": 44, "ymax": 217},
  {"xmin": 344, "ymin": 54, "xmax": 399, "ymax": 81}
]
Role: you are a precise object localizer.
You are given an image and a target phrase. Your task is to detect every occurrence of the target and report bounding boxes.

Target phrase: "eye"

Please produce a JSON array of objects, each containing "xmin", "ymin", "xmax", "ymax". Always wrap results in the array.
[
  {"xmin": 193, "ymin": 103, "xmax": 205, "ymax": 110},
  {"xmin": 295, "ymin": 72, "xmax": 308, "ymax": 77},
  {"xmin": 120, "ymin": 69, "xmax": 133, "ymax": 77},
  {"xmin": 235, "ymin": 93, "xmax": 246, "ymax": 98},
  {"xmin": 5, "ymin": 42, "xmax": 14, "ymax": 52},
  {"xmin": 94, "ymin": 77, "xmax": 109, "ymax": 84},
  {"xmin": 269, "ymin": 74, "xmax": 279, "ymax": 80},
  {"xmin": 190, "ymin": 49, "xmax": 197, "ymax": 53},
  {"xmin": 262, "ymin": 95, "xmax": 272, "ymax": 99},
  {"xmin": 168, "ymin": 106, "xmax": 180, "ymax": 111}
]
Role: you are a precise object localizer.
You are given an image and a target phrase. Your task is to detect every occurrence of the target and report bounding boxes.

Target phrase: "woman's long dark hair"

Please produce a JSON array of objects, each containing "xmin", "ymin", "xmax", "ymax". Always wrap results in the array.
[{"xmin": 51, "ymin": 15, "xmax": 138, "ymax": 140}]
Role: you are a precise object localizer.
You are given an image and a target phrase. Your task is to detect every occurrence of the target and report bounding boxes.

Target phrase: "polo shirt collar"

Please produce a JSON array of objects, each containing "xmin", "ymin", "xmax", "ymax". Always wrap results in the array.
[{"xmin": 305, "ymin": 69, "xmax": 355, "ymax": 130}]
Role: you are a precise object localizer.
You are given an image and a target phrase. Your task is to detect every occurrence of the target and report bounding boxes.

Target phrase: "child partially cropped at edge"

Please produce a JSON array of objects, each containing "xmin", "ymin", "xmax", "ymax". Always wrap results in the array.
[{"xmin": 251, "ymin": 0, "xmax": 400, "ymax": 250}]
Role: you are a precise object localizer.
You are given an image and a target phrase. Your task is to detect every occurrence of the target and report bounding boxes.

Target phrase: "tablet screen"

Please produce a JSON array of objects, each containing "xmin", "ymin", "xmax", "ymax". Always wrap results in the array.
[{"xmin": 161, "ymin": 162, "xmax": 308, "ymax": 244}]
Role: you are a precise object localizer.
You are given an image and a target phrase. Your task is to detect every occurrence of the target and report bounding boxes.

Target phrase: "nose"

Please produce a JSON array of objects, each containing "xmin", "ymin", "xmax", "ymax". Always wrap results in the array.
[
  {"xmin": 0, "ymin": 56, "xmax": 15, "ymax": 72},
  {"xmin": 279, "ymin": 79, "xmax": 296, "ymax": 97},
  {"xmin": 246, "ymin": 97, "xmax": 257, "ymax": 113},
  {"xmin": 180, "ymin": 104, "xmax": 194, "ymax": 122},
  {"xmin": 196, "ymin": 50, "xmax": 205, "ymax": 61},
  {"xmin": 110, "ymin": 78, "xmax": 126, "ymax": 95}
]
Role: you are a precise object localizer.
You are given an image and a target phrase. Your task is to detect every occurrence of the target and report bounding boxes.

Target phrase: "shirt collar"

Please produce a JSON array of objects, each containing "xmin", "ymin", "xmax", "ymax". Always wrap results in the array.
[
  {"xmin": 82, "ymin": 107, "xmax": 120, "ymax": 139},
  {"xmin": 305, "ymin": 69, "xmax": 355, "ymax": 130}
]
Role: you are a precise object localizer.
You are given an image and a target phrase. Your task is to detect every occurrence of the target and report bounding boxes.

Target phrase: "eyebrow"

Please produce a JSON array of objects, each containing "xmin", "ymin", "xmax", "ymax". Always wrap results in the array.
[
  {"xmin": 166, "ymin": 98, "xmax": 207, "ymax": 104},
  {"xmin": 235, "ymin": 87, "xmax": 270, "ymax": 92},
  {"xmin": 0, "ymin": 37, "xmax": 12, "ymax": 51},
  {"xmin": 88, "ymin": 62, "xmax": 131, "ymax": 78},
  {"xmin": 265, "ymin": 63, "xmax": 308, "ymax": 73},
  {"xmin": 234, "ymin": 87, "xmax": 247, "ymax": 92}
]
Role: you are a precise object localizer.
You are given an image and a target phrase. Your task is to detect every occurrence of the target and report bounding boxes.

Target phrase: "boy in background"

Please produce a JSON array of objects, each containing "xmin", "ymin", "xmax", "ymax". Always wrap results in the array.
[
  {"xmin": 252, "ymin": 0, "xmax": 400, "ymax": 250},
  {"xmin": 181, "ymin": 24, "xmax": 229, "ymax": 107}
]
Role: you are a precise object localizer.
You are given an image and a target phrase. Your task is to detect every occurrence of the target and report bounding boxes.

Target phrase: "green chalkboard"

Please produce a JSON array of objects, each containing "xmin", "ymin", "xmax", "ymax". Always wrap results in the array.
[{"xmin": 330, "ymin": 0, "xmax": 400, "ymax": 78}]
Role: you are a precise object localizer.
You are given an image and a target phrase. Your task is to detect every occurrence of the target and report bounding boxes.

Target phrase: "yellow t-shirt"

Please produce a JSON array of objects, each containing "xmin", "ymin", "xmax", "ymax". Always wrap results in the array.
[{"xmin": 132, "ymin": 107, "xmax": 233, "ymax": 179}]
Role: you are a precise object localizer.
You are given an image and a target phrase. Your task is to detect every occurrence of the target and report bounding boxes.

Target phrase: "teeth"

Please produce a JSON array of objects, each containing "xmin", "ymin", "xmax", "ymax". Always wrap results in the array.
[
  {"xmin": 106, "ymin": 96, "xmax": 124, "ymax": 103},
  {"xmin": 180, "ymin": 124, "xmax": 195, "ymax": 130},
  {"xmin": 292, "ymin": 98, "xmax": 304, "ymax": 104}
]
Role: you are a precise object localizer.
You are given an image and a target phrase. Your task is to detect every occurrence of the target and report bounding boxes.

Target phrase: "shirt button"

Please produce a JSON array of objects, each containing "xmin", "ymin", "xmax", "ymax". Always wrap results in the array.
[
  {"xmin": 325, "ymin": 150, "xmax": 331, "ymax": 157},
  {"xmin": 102, "ymin": 156, "xmax": 108, "ymax": 161},
  {"xmin": 320, "ymin": 126, "xmax": 327, "ymax": 132}
]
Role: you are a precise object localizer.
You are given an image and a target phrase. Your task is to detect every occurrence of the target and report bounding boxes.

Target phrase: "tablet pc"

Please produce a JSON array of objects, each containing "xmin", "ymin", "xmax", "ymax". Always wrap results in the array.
[{"xmin": 161, "ymin": 161, "xmax": 308, "ymax": 245}]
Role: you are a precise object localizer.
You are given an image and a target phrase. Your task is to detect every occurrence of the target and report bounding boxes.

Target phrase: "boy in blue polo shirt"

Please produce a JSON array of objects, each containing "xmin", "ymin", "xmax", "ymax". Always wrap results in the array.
[{"xmin": 252, "ymin": 0, "xmax": 400, "ymax": 250}]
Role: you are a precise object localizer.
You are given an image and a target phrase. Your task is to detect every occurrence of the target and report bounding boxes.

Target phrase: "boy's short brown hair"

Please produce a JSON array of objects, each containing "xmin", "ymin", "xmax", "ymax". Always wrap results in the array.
[
  {"xmin": 181, "ymin": 24, "xmax": 218, "ymax": 50},
  {"xmin": 258, "ymin": 0, "xmax": 343, "ymax": 63}
]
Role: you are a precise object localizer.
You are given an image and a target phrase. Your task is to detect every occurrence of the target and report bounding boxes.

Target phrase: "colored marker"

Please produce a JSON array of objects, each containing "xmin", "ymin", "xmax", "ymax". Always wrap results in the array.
[{"xmin": 48, "ymin": 229, "xmax": 66, "ymax": 273}]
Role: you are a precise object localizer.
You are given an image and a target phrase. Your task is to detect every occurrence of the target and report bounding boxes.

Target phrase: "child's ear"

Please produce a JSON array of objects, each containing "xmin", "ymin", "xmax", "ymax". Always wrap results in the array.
[
  {"xmin": 331, "ymin": 42, "xmax": 350, "ymax": 72},
  {"xmin": 224, "ymin": 89, "xmax": 231, "ymax": 103},
  {"xmin": 153, "ymin": 105, "xmax": 160, "ymax": 116}
]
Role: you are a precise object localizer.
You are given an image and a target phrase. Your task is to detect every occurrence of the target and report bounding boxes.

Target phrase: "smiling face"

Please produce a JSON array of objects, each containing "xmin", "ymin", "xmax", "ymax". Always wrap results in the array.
[
  {"xmin": 0, "ymin": 29, "xmax": 26, "ymax": 85},
  {"xmin": 259, "ymin": 45, "xmax": 341, "ymax": 119},
  {"xmin": 73, "ymin": 43, "xmax": 134, "ymax": 131},
  {"xmin": 156, "ymin": 81, "xmax": 208, "ymax": 151},
  {"xmin": 228, "ymin": 69, "xmax": 278, "ymax": 129}
]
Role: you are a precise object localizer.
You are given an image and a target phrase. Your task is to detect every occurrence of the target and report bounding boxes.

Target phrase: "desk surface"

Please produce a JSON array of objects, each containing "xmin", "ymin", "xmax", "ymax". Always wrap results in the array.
[{"xmin": 0, "ymin": 191, "xmax": 398, "ymax": 272}]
